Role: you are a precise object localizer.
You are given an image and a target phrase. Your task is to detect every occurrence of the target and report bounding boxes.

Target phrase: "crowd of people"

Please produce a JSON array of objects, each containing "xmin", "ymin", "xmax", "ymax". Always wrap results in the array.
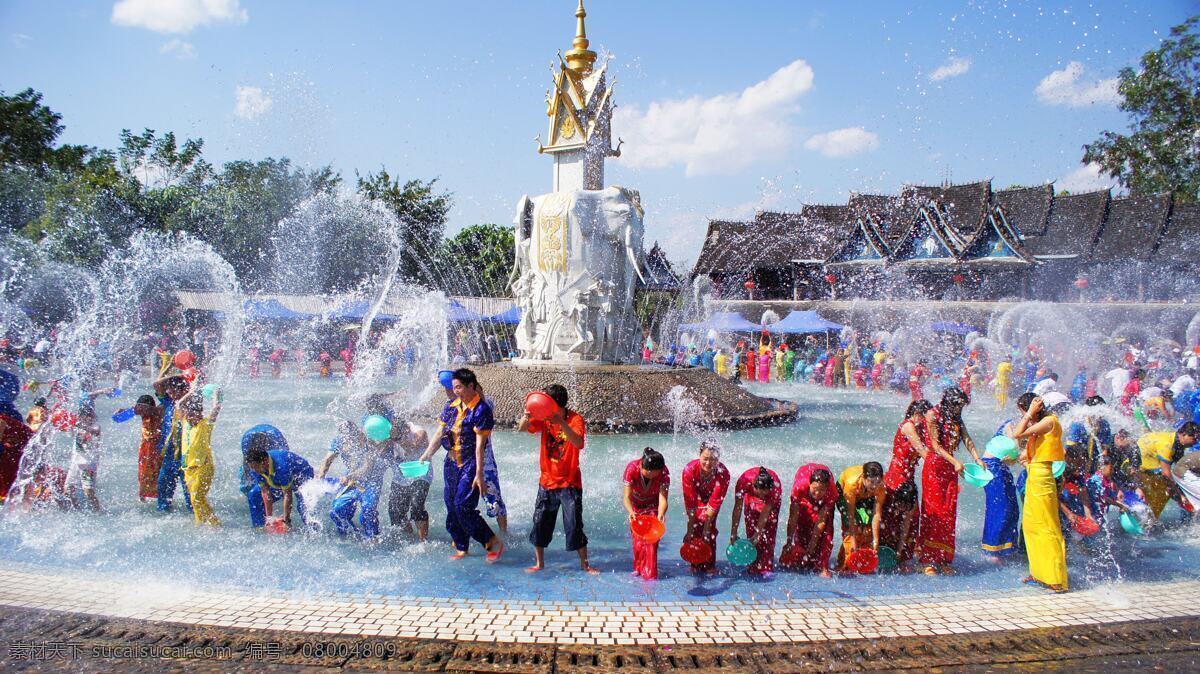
[
  {"xmin": 2, "ymin": 329, "xmax": 1198, "ymax": 594},
  {"xmin": 663, "ymin": 332, "xmax": 1200, "ymax": 425}
]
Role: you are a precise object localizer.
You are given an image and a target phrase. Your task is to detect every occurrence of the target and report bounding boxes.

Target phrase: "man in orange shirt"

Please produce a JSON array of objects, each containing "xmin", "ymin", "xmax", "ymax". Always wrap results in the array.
[{"xmin": 518, "ymin": 384, "xmax": 598, "ymax": 574}]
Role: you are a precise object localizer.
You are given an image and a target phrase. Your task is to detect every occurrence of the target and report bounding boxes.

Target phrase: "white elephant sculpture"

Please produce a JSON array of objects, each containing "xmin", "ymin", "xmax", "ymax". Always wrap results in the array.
[{"xmin": 511, "ymin": 186, "xmax": 646, "ymax": 363}]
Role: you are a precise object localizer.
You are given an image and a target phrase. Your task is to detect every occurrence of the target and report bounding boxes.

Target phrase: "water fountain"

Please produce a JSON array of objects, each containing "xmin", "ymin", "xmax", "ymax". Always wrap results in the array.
[
  {"xmin": 0, "ymin": 3, "xmax": 1197, "ymax": 666},
  {"xmin": 442, "ymin": 1, "xmax": 797, "ymax": 432}
]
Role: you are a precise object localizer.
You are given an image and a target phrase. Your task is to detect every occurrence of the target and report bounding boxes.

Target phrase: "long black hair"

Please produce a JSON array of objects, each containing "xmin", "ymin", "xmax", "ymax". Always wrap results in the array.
[
  {"xmin": 939, "ymin": 386, "xmax": 970, "ymax": 425},
  {"xmin": 905, "ymin": 399, "xmax": 933, "ymax": 419},
  {"xmin": 1016, "ymin": 392, "xmax": 1039, "ymax": 419},
  {"xmin": 752, "ymin": 467, "xmax": 774, "ymax": 491},
  {"xmin": 641, "ymin": 447, "xmax": 665, "ymax": 471}
]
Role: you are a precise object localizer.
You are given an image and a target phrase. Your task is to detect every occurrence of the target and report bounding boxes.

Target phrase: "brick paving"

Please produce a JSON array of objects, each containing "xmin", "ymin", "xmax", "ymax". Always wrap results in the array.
[
  {"xmin": 0, "ymin": 565, "xmax": 1195, "ymax": 648},
  {"xmin": 0, "ymin": 605, "xmax": 1198, "ymax": 671}
]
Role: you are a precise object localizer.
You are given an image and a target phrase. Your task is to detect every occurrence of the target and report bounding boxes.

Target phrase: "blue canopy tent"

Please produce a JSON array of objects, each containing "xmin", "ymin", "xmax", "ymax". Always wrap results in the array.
[
  {"xmin": 243, "ymin": 299, "xmax": 313, "ymax": 321},
  {"xmin": 489, "ymin": 306, "xmax": 522, "ymax": 325},
  {"xmin": 447, "ymin": 299, "xmax": 490, "ymax": 323},
  {"xmin": 327, "ymin": 299, "xmax": 400, "ymax": 323},
  {"xmin": 679, "ymin": 311, "xmax": 761, "ymax": 333},
  {"xmin": 931, "ymin": 321, "xmax": 980, "ymax": 335},
  {"xmin": 764, "ymin": 310, "xmax": 844, "ymax": 335}
]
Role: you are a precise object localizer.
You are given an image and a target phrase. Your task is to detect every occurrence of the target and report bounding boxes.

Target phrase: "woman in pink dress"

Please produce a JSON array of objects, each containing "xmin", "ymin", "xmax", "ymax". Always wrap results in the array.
[
  {"xmin": 730, "ymin": 467, "xmax": 782, "ymax": 577},
  {"xmin": 622, "ymin": 448, "xmax": 670, "ymax": 580}
]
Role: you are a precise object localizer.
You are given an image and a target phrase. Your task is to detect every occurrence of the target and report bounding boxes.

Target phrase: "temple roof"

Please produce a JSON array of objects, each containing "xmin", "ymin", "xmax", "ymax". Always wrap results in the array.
[
  {"xmin": 1154, "ymin": 202, "xmax": 1199, "ymax": 263},
  {"xmin": 692, "ymin": 219, "xmax": 753, "ymax": 276},
  {"xmin": 640, "ymin": 242, "xmax": 682, "ymax": 291},
  {"xmin": 825, "ymin": 208, "xmax": 892, "ymax": 266},
  {"xmin": 993, "ymin": 184, "xmax": 1054, "ymax": 236},
  {"xmin": 960, "ymin": 205, "xmax": 1037, "ymax": 264},
  {"xmin": 1091, "ymin": 193, "xmax": 1173, "ymax": 262},
  {"xmin": 1022, "ymin": 189, "xmax": 1110, "ymax": 258},
  {"xmin": 689, "ymin": 178, "xmax": 1188, "ymax": 278},
  {"xmin": 888, "ymin": 203, "xmax": 967, "ymax": 265},
  {"xmin": 905, "ymin": 180, "xmax": 993, "ymax": 239},
  {"xmin": 847, "ymin": 193, "xmax": 911, "ymax": 240},
  {"xmin": 753, "ymin": 210, "xmax": 844, "ymax": 264}
]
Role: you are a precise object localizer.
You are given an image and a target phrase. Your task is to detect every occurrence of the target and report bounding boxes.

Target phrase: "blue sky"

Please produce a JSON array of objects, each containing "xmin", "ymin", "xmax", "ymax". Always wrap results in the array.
[{"xmin": 1, "ymin": 1, "xmax": 1195, "ymax": 264}]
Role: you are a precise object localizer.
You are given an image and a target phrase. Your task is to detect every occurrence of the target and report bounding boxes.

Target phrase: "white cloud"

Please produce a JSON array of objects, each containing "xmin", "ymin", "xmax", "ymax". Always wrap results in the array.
[
  {"xmin": 159, "ymin": 38, "xmax": 196, "ymax": 59},
  {"xmin": 614, "ymin": 59, "xmax": 815, "ymax": 176},
  {"xmin": 233, "ymin": 86, "xmax": 272, "ymax": 120},
  {"xmin": 929, "ymin": 56, "xmax": 971, "ymax": 82},
  {"xmin": 1056, "ymin": 162, "xmax": 1116, "ymax": 192},
  {"xmin": 803, "ymin": 127, "xmax": 879, "ymax": 158},
  {"xmin": 1035, "ymin": 61, "xmax": 1120, "ymax": 107},
  {"xmin": 111, "ymin": 0, "xmax": 247, "ymax": 34},
  {"xmin": 10, "ymin": 33, "xmax": 32, "ymax": 48}
]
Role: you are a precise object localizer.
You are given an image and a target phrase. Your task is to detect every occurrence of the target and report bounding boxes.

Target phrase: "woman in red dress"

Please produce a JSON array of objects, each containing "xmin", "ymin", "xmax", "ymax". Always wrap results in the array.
[
  {"xmin": 918, "ymin": 387, "xmax": 983, "ymax": 575},
  {"xmin": 781, "ymin": 464, "xmax": 838, "ymax": 577},
  {"xmin": 883, "ymin": 399, "xmax": 933, "ymax": 567},
  {"xmin": 680, "ymin": 442, "xmax": 730, "ymax": 574},
  {"xmin": 0, "ymin": 370, "xmax": 33, "ymax": 505},
  {"xmin": 730, "ymin": 467, "xmax": 782, "ymax": 577},
  {"xmin": 622, "ymin": 448, "xmax": 670, "ymax": 580}
]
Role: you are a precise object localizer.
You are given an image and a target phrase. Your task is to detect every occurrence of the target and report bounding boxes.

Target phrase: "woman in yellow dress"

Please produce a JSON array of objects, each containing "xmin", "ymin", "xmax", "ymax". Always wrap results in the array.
[
  {"xmin": 993, "ymin": 356, "xmax": 1013, "ymax": 410},
  {"xmin": 1012, "ymin": 393, "xmax": 1068, "ymax": 592}
]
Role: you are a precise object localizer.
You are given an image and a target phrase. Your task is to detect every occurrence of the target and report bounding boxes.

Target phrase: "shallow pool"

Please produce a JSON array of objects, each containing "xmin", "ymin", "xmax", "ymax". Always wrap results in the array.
[{"xmin": 2, "ymin": 376, "xmax": 1196, "ymax": 605}]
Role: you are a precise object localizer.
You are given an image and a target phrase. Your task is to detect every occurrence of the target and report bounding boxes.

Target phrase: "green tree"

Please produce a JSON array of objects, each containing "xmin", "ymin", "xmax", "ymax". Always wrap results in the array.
[
  {"xmin": 437, "ymin": 224, "xmax": 515, "ymax": 296},
  {"xmin": 185, "ymin": 158, "xmax": 340, "ymax": 288},
  {"xmin": 1083, "ymin": 16, "xmax": 1200, "ymax": 202},
  {"xmin": 0, "ymin": 88, "xmax": 95, "ymax": 173},
  {"xmin": 356, "ymin": 169, "xmax": 451, "ymax": 284},
  {"xmin": 0, "ymin": 88, "xmax": 109, "ymax": 233}
]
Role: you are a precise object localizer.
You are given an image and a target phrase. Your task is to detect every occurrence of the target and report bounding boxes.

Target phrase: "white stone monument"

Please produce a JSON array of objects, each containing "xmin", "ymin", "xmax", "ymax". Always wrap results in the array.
[{"xmin": 512, "ymin": 1, "xmax": 647, "ymax": 364}]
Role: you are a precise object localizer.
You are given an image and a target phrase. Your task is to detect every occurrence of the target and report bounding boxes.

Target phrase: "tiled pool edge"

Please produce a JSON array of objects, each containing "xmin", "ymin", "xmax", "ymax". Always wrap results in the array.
[{"xmin": 0, "ymin": 566, "xmax": 1195, "ymax": 646}]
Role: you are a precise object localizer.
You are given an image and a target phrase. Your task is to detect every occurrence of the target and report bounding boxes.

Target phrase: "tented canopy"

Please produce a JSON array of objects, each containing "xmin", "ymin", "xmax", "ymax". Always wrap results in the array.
[
  {"xmin": 243, "ymin": 299, "xmax": 313, "ymax": 321},
  {"xmin": 489, "ymin": 306, "xmax": 522, "ymax": 325},
  {"xmin": 447, "ymin": 299, "xmax": 490, "ymax": 323},
  {"xmin": 931, "ymin": 321, "xmax": 979, "ymax": 335},
  {"xmin": 764, "ymin": 310, "xmax": 844, "ymax": 335},
  {"xmin": 326, "ymin": 300, "xmax": 403, "ymax": 323},
  {"xmin": 679, "ymin": 311, "xmax": 761, "ymax": 333}
]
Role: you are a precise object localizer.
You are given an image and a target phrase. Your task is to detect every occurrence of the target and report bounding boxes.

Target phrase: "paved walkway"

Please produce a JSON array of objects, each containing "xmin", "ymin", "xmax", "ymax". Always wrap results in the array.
[{"xmin": 0, "ymin": 565, "xmax": 1195, "ymax": 646}]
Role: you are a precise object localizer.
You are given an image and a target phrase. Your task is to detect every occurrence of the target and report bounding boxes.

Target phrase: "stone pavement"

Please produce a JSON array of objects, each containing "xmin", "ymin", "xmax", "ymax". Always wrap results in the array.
[
  {"xmin": 0, "ymin": 566, "xmax": 1195, "ymax": 645},
  {"xmin": 1, "ymin": 606, "xmax": 1198, "ymax": 671}
]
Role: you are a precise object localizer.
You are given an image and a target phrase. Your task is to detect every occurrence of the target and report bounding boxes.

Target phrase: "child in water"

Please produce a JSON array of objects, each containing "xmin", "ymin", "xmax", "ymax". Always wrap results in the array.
[
  {"xmin": 180, "ymin": 389, "xmax": 222, "ymax": 526},
  {"xmin": 247, "ymin": 347, "xmax": 261, "ymax": 378},
  {"xmin": 132, "ymin": 395, "xmax": 163, "ymax": 502},
  {"xmin": 293, "ymin": 348, "xmax": 306, "ymax": 377},
  {"xmin": 268, "ymin": 348, "xmax": 283, "ymax": 378},
  {"xmin": 66, "ymin": 407, "xmax": 103, "ymax": 512}
]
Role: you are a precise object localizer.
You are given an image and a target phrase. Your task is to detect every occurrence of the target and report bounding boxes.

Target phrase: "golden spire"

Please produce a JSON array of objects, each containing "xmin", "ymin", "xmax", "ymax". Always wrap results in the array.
[{"xmin": 564, "ymin": 0, "xmax": 597, "ymax": 75}]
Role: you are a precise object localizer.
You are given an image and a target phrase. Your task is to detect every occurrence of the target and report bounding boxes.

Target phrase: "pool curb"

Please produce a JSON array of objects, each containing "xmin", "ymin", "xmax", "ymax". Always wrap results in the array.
[
  {"xmin": 1, "ymin": 604, "xmax": 1198, "ymax": 671},
  {"xmin": 0, "ymin": 566, "xmax": 1198, "ymax": 650}
]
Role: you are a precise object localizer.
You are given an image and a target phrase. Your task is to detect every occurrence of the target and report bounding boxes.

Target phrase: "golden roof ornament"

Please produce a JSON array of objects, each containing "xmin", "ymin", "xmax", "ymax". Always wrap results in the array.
[{"xmin": 564, "ymin": 0, "xmax": 597, "ymax": 75}]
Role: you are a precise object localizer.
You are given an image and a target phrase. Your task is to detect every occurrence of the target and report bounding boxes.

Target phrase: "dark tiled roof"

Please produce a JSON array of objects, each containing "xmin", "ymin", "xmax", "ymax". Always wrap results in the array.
[
  {"xmin": 848, "ymin": 193, "xmax": 912, "ymax": 240},
  {"xmin": 753, "ymin": 210, "xmax": 846, "ymax": 264},
  {"xmin": 1152, "ymin": 202, "xmax": 1197, "ymax": 263},
  {"xmin": 993, "ymin": 184, "xmax": 1054, "ymax": 236},
  {"xmin": 1092, "ymin": 194, "xmax": 1172, "ymax": 262},
  {"xmin": 1023, "ymin": 189, "xmax": 1110, "ymax": 258},
  {"xmin": 692, "ymin": 219, "xmax": 752, "ymax": 275},
  {"xmin": 961, "ymin": 206, "xmax": 1036, "ymax": 263},
  {"xmin": 889, "ymin": 203, "xmax": 967, "ymax": 262},
  {"xmin": 640, "ymin": 242, "xmax": 681, "ymax": 291},
  {"xmin": 906, "ymin": 180, "xmax": 992, "ymax": 238},
  {"xmin": 691, "ymin": 180, "xmax": 1184, "ymax": 276}
]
